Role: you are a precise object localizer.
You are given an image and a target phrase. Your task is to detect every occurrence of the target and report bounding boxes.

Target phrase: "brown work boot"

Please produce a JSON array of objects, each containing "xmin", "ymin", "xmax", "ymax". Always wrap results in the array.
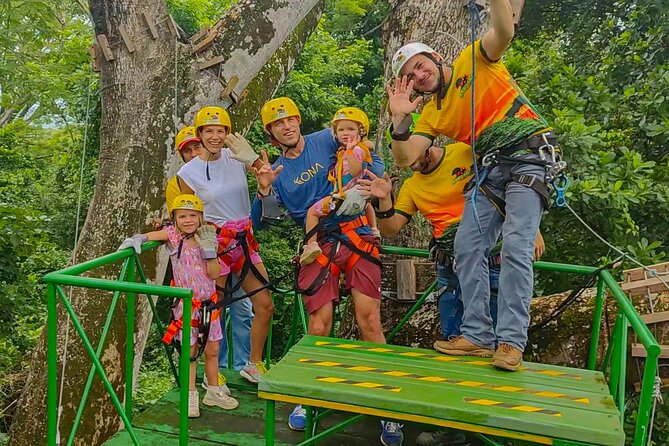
[
  {"xmin": 492, "ymin": 343, "xmax": 523, "ymax": 371},
  {"xmin": 433, "ymin": 335, "xmax": 494, "ymax": 357}
]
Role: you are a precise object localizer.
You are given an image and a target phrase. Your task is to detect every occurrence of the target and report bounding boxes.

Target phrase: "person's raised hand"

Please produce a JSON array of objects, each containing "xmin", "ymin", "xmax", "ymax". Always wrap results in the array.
[
  {"xmin": 226, "ymin": 132, "xmax": 260, "ymax": 166},
  {"xmin": 386, "ymin": 76, "xmax": 423, "ymax": 121},
  {"xmin": 253, "ymin": 149, "xmax": 283, "ymax": 194},
  {"xmin": 357, "ymin": 171, "xmax": 392, "ymax": 200}
]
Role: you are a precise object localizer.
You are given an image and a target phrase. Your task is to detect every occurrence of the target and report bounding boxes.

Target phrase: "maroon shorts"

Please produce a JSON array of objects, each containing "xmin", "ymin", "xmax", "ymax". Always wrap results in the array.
[{"xmin": 297, "ymin": 234, "xmax": 381, "ymax": 314}]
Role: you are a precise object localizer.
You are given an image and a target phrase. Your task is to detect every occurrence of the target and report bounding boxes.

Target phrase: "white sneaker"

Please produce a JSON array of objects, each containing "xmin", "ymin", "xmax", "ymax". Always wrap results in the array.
[
  {"xmin": 201, "ymin": 372, "xmax": 231, "ymax": 396},
  {"xmin": 202, "ymin": 389, "xmax": 239, "ymax": 410},
  {"xmin": 188, "ymin": 390, "xmax": 200, "ymax": 418},
  {"xmin": 240, "ymin": 361, "xmax": 268, "ymax": 384}
]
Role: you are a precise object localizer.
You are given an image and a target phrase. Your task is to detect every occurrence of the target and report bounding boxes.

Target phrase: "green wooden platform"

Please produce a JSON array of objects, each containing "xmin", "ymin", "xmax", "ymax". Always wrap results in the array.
[{"xmin": 258, "ymin": 335, "xmax": 625, "ymax": 446}]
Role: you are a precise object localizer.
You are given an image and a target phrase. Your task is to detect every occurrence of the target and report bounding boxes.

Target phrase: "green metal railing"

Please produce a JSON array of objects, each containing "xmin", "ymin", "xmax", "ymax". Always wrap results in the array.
[{"xmin": 45, "ymin": 242, "xmax": 660, "ymax": 445}]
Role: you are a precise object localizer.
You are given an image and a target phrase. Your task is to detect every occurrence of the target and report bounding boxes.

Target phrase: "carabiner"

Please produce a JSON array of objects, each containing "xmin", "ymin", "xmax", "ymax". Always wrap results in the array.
[{"xmin": 553, "ymin": 175, "xmax": 569, "ymax": 208}]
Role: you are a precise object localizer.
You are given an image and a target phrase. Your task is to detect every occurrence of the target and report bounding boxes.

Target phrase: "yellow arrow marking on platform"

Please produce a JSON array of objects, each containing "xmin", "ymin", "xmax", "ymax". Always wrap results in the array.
[
  {"xmin": 464, "ymin": 398, "xmax": 562, "ymax": 417},
  {"xmin": 315, "ymin": 376, "xmax": 402, "ymax": 392},
  {"xmin": 299, "ymin": 358, "xmax": 590, "ymax": 404},
  {"xmin": 313, "ymin": 341, "xmax": 583, "ymax": 380}
]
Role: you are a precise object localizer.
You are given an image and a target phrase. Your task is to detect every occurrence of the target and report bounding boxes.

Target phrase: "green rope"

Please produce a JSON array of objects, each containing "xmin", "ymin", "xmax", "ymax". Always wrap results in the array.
[{"xmin": 476, "ymin": 116, "xmax": 546, "ymax": 155}]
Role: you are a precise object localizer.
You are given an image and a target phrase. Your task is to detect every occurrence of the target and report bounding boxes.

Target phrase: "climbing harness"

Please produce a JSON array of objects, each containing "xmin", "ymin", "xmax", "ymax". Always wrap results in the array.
[
  {"xmin": 162, "ymin": 285, "xmax": 220, "ymax": 362},
  {"xmin": 259, "ymin": 190, "xmax": 288, "ymax": 225},
  {"xmin": 295, "ymin": 215, "xmax": 382, "ymax": 296}
]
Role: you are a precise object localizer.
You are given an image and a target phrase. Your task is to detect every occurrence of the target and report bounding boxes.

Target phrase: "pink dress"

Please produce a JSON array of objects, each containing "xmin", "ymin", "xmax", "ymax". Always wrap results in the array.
[{"xmin": 166, "ymin": 225, "xmax": 223, "ymax": 345}]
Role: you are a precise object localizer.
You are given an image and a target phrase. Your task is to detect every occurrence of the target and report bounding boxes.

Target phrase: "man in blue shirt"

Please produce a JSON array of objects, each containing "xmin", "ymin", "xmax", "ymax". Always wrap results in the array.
[{"xmin": 245, "ymin": 97, "xmax": 404, "ymax": 446}]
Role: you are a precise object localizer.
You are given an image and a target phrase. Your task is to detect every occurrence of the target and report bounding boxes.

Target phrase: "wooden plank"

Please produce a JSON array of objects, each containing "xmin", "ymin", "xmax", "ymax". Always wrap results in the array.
[
  {"xmin": 90, "ymin": 44, "xmax": 100, "ymax": 72},
  {"xmin": 396, "ymin": 259, "xmax": 416, "ymax": 300},
  {"xmin": 117, "ymin": 25, "xmax": 135, "ymax": 53},
  {"xmin": 189, "ymin": 26, "xmax": 210, "ymax": 44},
  {"xmin": 198, "ymin": 55, "xmax": 225, "ymax": 70},
  {"xmin": 630, "ymin": 343, "xmax": 669, "ymax": 358},
  {"xmin": 628, "ymin": 310, "xmax": 669, "ymax": 326},
  {"xmin": 623, "ymin": 261, "xmax": 669, "ymax": 282},
  {"xmin": 260, "ymin": 336, "xmax": 624, "ymax": 446},
  {"xmin": 143, "ymin": 11, "xmax": 158, "ymax": 39},
  {"xmin": 191, "ymin": 31, "xmax": 217, "ymax": 53},
  {"xmin": 220, "ymin": 75, "xmax": 239, "ymax": 99},
  {"xmin": 634, "ymin": 378, "xmax": 669, "ymax": 393},
  {"xmin": 621, "ymin": 276, "xmax": 669, "ymax": 297},
  {"xmin": 166, "ymin": 15, "xmax": 178, "ymax": 37},
  {"xmin": 96, "ymin": 34, "xmax": 115, "ymax": 61}
]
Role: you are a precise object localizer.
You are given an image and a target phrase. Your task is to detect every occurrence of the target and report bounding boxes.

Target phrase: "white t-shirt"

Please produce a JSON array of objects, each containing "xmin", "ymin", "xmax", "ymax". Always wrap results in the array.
[{"xmin": 177, "ymin": 149, "xmax": 251, "ymax": 225}]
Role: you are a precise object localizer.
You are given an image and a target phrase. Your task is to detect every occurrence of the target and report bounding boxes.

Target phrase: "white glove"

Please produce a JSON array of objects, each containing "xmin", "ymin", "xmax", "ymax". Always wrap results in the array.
[
  {"xmin": 195, "ymin": 225, "xmax": 219, "ymax": 259},
  {"xmin": 117, "ymin": 234, "xmax": 148, "ymax": 254},
  {"xmin": 226, "ymin": 132, "xmax": 260, "ymax": 166},
  {"xmin": 335, "ymin": 186, "xmax": 367, "ymax": 216}
]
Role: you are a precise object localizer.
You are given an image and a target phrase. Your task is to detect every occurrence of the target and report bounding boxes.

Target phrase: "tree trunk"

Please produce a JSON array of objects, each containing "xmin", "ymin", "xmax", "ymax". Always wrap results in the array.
[{"xmin": 9, "ymin": 1, "xmax": 325, "ymax": 445}]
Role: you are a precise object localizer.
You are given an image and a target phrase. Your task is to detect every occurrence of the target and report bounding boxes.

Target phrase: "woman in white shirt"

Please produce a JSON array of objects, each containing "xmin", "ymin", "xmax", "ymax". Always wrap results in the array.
[{"xmin": 178, "ymin": 106, "xmax": 273, "ymax": 384}]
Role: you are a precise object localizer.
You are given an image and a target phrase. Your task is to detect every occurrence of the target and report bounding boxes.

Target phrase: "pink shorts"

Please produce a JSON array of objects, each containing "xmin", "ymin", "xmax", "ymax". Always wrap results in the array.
[
  {"xmin": 297, "ymin": 234, "xmax": 381, "ymax": 314},
  {"xmin": 173, "ymin": 301, "xmax": 223, "ymax": 346},
  {"xmin": 216, "ymin": 218, "xmax": 263, "ymax": 276}
]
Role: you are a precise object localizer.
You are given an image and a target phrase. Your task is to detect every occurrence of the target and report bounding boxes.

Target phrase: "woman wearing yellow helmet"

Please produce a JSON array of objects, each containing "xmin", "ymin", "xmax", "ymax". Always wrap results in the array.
[
  {"xmin": 177, "ymin": 105, "xmax": 274, "ymax": 385},
  {"xmin": 117, "ymin": 194, "xmax": 239, "ymax": 416}
]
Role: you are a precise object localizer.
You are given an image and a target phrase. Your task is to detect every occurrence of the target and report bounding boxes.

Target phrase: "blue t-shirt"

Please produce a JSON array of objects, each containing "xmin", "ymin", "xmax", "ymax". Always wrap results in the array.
[{"xmin": 251, "ymin": 129, "xmax": 385, "ymax": 232}]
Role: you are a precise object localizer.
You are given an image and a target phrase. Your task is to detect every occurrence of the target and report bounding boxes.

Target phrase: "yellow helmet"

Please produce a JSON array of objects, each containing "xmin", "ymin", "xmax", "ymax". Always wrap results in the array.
[
  {"xmin": 194, "ymin": 106, "xmax": 232, "ymax": 133},
  {"xmin": 175, "ymin": 126, "xmax": 201, "ymax": 151},
  {"xmin": 170, "ymin": 194, "xmax": 204, "ymax": 219},
  {"xmin": 331, "ymin": 107, "xmax": 370, "ymax": 137},
  {"xmin": 261, "ymin": 97, "xmax": 301, "ymax": 128}
]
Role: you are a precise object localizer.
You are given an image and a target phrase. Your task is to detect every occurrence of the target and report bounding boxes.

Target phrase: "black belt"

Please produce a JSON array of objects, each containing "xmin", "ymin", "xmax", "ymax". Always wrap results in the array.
[{"xmin": 500, "ymin": 131, "xmax": 558, "ymax": 156}]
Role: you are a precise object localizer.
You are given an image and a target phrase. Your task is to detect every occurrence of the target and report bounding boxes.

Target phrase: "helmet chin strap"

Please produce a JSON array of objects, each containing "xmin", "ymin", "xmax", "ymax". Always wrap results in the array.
[{"xmin": 419, "ymin": 53, "xmax": 448, "ymax": 110}]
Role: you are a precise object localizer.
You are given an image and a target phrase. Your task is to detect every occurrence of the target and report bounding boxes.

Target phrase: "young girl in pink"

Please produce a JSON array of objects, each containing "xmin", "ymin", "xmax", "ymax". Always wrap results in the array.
[
  {"xmin": 300, "ymin": 107, "xmax": 379, "ymax": 265},
  {"xmin": 118, "ymin": 194, "xmax": 238, "ymax": 417}
]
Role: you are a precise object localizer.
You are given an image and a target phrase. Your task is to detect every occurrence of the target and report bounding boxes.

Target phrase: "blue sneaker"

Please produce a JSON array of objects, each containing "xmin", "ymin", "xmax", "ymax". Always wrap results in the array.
[
  {"xmin": 380, "ymin": 421, "xmax": 404, "ymax": 446},
  {"xmin": 288, "ymin": 405, "xmax": 306, "ymax": 431}
]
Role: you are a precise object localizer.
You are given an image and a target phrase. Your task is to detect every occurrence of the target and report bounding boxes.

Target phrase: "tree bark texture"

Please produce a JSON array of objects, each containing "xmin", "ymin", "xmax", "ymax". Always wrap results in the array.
[{"xmin": 10, "ymin": 1, "xmax": 324, "ymax": 445}]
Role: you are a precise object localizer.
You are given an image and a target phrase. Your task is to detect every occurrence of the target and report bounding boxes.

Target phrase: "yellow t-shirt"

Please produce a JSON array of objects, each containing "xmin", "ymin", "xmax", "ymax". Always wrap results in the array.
[
  {"xmin": 165, "ymin": 176, "xmax": 181, "ymax": 214},
  {"xmin": 394, "ymin": 142, "xmax": 474, "ymax": 238},
  {"xmin": 413, "ymin": 40, "xmax": 547, "ymax": 153}
]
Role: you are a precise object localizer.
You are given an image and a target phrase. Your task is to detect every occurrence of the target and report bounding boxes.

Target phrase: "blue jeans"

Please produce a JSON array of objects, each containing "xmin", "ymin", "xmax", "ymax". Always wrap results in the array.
[
  {"xmin": 454, "ymin": 156, "xmax": 544, "ymax": 351},
  {"xmin": 437, "ymin": 261, "xmax": 499, "ymax": 339},
  {"xmin": 218, "ymin": 275, "xmax": 253, "ymax": 371}
]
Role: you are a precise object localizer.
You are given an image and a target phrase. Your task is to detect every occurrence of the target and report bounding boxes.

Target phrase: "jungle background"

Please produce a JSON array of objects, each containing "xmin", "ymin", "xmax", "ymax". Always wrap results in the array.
[{"xmin": 1, "ymin": 0, "xmax": 668, "ymax": 443}]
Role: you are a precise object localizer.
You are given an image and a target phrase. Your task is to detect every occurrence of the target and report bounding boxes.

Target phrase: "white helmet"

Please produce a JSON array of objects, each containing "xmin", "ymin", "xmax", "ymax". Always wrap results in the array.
[{"xmin": 391, "ymin": 42, "xmax": 438, "ymax": 78}]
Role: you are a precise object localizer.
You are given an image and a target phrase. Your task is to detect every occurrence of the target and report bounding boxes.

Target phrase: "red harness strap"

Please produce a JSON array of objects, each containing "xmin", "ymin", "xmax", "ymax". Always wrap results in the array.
[
  {"xmin": 338, "ymin": 215, "xmax": 380, "ymax": 273},
  {"xmin": 215, "ymin": 221, "xmax": 260, "ymax": 274},
  {"xmin": 162, "ymin": 281, "xmax": 219, "ymax": 345}
]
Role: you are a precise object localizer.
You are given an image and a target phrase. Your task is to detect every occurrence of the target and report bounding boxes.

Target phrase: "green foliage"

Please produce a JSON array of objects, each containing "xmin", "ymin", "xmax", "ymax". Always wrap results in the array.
[
  {"xmin": 505, "ymin": 0, "xmax": 669, "ymax": 288},
  {"xmin": 0, "ymin": 0, "xmax": 92, "ymax": 125},
  {"xmin": 167, "ymin": 0, "xmax": 236, "ymax": 34}
]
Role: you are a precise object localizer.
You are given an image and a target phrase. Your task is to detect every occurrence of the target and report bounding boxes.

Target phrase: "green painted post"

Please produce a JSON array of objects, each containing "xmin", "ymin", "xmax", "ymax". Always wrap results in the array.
[
  {"xmin": 57, "ymin": 288, "xmax": 141, "ymax": 445},
  {"xmin": 634, "ymin": 353, "xmax": 658, "ymax": 445},
  {"xmin": 125, "ymin": 255, "xmax": 136, "ymax": 422},
  {"xmin": 265, "ymin": 400, "xmax": 275, "ymax": 446},
  {"xmin": 304, "ymin": 405, "xmax": 314, "ymax": 444},
  {"xmin": 608, "ymin": 313, "xmax": 623, "ymax": 399},
  {"xmin": 587, "ymin": 276, "xmax": 606, "ymax": 370},
  {"xmin": 387, "ymin": 280, "xmax": 438, "ymax": 343},
  {"xmin": 617, "ymin": 312, "xmax": 627, "ymax": 423},
  {"xmin": 283, "ymin": 297, "xmax": 300, "ymax": 356},
  {"xmin": 47, "ymin": 283, "xmax": 57, "ymax": 446},
  {"xmin": 67, "ymin": 260, "xmax": 129, "ymax": 445},
  {"xmin": 298, "ymin": 294, "xmax": 308, "ymax": 333},
  {"xmin": 266, "ymin": 293, "xmax": 274, "ymax": 369},
  {"xmin": 179, "ymin": 296, "xmax": 192, "ymax": 446}
]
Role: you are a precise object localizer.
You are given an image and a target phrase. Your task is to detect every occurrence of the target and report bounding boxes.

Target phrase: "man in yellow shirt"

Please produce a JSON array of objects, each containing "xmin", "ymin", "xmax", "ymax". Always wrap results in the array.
[{"xmin": 386, "ymin": 0, "xmax": 562, "ymax": 370}]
